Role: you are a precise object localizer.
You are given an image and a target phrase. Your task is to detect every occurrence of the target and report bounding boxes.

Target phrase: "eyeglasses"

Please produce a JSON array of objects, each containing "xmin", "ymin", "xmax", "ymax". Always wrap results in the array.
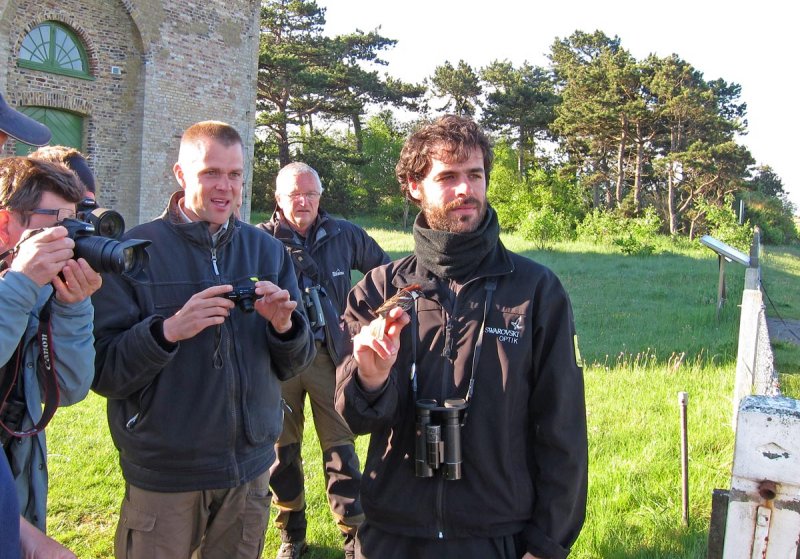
[
  {"xmin": 26, "ymin": 208, "xmax": 77, "ymax": 222},
  {"xmin": 283, "ymin": 192, "xmax": 321, "ymax": 201}
]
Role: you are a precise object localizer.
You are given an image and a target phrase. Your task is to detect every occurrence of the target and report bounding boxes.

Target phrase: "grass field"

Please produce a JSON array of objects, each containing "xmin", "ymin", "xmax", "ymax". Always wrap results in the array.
[{"xmin": 44, "ymin": 226, "xmax": 800, "ymax": 558}]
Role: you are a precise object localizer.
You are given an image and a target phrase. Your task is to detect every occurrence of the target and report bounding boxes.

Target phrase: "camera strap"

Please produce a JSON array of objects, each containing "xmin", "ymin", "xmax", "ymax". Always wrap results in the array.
[
  {"xmin": 0, "ymin": 293, "xmax": 61, "ymax": 442},
  {"xmin": 410, "ymin": 277, "xmax": 497, "ymax": 421},
  {"xmin": 286, "ymin": 246, "xmax": 321, "ymax": 284}
]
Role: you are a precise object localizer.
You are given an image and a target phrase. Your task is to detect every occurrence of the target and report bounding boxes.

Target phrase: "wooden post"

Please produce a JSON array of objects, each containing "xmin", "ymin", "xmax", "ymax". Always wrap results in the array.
[
  {"xmin": 716, "ymin": 256, "xmax": 727, "ymax": 320},
  {"xmin": 679, "ymin": 392, "xmax": 690, "ymax": 526}
]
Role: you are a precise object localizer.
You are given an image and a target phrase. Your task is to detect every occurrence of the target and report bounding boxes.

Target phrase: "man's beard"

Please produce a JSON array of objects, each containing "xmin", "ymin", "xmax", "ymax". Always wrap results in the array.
[{"xmin": 421, "ymin": 196, "xmax": 487, "ymax": 233}]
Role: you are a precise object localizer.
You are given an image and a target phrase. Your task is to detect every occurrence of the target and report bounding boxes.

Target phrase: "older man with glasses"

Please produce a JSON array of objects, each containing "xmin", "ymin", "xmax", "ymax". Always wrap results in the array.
[{"xmin": 257, "ymin": 162, "xmax": 389, "ymax": 559}]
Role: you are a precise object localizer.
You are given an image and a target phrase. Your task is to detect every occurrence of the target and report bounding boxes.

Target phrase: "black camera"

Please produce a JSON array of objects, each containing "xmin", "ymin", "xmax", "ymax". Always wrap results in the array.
[
  {"xmin": 76, "ymin": 197, "xmax": 126, "ymax": 240},
  {"xmin": 302, "ymin": 285, "xmax": 326, "ymax": 328},
  {"xmin": 224, "ymin": 286, "xmax": 257, "ymax": 313},
  {"xmin": 60, "ymin": 218, "xmax": 150, "ymax": 275},
  {"xmin": 414, "ymin": 398, "xmax": 467, "ymax": 480}
]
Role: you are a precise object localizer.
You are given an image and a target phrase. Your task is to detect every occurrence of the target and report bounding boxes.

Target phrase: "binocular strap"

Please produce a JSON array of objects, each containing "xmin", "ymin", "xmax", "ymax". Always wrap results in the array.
[{"xmin": 410, "ymin": 277, "xmax": 497, "ymax": 425}]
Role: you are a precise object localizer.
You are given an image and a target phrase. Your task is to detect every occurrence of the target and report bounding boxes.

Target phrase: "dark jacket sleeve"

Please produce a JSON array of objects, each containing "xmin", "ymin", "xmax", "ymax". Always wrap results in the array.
[
  {"xmin": 263, "ymin": 245, "xmax": 315, "ymax": 380},
  {"xmin": 350, "ymin": 224, "xmax": 390, "ymax": 274},
  {"xmin": 524, "ymin": 276, "xmax": 588, "ymax": 559},
  {"xmin": 91, "ymin": 272, "xmax": 177, "ymax": 399}
]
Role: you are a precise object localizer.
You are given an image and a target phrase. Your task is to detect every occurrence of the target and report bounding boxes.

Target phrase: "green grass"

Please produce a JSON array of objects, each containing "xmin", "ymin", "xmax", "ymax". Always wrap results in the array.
[{"xmin": 44, "ymin": 228, "xmax": 800, "ymax": 558}]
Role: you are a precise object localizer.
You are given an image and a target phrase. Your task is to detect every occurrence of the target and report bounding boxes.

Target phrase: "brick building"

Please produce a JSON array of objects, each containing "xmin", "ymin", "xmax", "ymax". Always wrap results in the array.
[{"xmin": 0, "ymin": 0, "xmax": 260, "ymax": 225}]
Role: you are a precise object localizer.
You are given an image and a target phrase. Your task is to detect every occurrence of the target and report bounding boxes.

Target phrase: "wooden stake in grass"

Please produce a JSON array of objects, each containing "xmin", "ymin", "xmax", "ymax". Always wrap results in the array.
[{"xmin": 679, "ymin": 391, "xmax": 690, "ymax": 526}]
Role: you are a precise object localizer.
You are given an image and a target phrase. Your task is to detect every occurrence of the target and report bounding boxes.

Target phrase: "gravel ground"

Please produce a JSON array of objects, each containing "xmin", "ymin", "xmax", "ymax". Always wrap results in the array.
[{"xmin": 767, "ymin": 317, "xmax": 800, "ymax": 345}]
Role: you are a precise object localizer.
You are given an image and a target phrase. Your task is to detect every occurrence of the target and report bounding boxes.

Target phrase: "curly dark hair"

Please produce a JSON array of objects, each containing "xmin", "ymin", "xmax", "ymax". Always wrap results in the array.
[{"xmin": 395, "ymin": 115, "xmax": 493, "ymax": 204}]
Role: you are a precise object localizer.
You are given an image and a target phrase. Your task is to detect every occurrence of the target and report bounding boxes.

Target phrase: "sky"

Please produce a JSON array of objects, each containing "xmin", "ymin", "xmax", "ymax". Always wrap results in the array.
[{"xmin": 320, "ymin": 0, "xmax": 800, "ymax": 212}]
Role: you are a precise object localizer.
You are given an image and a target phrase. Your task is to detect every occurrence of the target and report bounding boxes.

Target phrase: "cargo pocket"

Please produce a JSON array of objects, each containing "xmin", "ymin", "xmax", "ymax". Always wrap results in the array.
[
  {"xmin": 115, "ymin": 500, "xmax": 156, "ymax": 559},
  {"xmin": 241, "ymin": 471, "xmax": 271, "ymax": 545}
]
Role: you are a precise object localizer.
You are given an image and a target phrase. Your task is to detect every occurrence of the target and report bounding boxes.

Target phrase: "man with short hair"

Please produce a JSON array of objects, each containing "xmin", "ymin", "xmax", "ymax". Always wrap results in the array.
[
  {"xmin": 336, "ymin": 115, "xmax": 588, "ymax": 559},
  {"xmin": 1, "ymin": 145, "xmax": 101, "ymax": 556},
  {"xmin": 257, "ymin": 162, "xmax": 389, "ymax": 559},
  {"xmin": 92, "ymin": 120, "xmax": 315, "ymax": 559}
]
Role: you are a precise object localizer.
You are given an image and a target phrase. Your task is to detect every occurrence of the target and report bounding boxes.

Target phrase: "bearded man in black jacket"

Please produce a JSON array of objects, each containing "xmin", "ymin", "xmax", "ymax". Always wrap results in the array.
[{"xmin": 335, "ymin": 115, "xmax": 588, "ymax": 559}]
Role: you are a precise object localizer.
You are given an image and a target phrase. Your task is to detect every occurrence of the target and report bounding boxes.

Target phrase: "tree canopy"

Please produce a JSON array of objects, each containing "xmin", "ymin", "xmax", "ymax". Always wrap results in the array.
[{"xmin": 253, "ymin": 8, "xmax": 797, "ymax": 243}]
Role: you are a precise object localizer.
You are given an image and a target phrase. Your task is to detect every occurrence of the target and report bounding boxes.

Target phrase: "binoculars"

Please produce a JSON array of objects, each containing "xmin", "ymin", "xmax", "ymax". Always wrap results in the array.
[
  {"xmin": 302, "ymin": 285, "xmax": 325, "ymax": 328},
  {"xmin": 414, "ymin": 398, "xmax": 467, "ymax": 480}
]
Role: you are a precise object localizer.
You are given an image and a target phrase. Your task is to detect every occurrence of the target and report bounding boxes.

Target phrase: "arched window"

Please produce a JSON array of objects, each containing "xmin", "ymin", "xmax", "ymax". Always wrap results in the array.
[{"xmin": 18, "ymin": 21, "xmax": 91, "ymax": 79}]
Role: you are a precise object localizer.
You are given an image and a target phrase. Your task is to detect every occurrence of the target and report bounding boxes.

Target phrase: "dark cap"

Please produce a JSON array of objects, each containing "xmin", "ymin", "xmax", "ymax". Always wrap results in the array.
[
  {"xmin": 0, "ymin": 92, "xmax": 51, "ymax": 146},
  {"xmin": 64, "ymin": 152, "xmax": 96, "ymax": 194}
]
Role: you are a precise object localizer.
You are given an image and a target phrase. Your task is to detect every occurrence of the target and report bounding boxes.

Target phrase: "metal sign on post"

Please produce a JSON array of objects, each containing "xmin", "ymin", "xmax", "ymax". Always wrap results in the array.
[{"xmin": 700, "ymin": 235, "xmax": 751, "ymax": 319}]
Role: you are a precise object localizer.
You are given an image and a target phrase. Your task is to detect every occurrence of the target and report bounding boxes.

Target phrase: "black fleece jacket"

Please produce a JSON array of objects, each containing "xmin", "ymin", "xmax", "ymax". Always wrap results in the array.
[
  {"xmin": 258, "ymin": 209, "xmax": 389, "ymax": 364},
  {"xmin": 335, "ymin": 241, "xmax": 587, "ymax": 559},
  {"xmin": 92, "ymin": 192, "xmax": 315, "ymax": 492}
]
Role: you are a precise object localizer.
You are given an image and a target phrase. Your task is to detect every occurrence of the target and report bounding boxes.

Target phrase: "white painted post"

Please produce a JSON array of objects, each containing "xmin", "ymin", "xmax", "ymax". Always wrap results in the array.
[
  {"xmin": 732, "ymin": 267, "xmax": 762, "ymax": 429},
  {"xmin": 722, "ymin": 396, "xmax": 800, "ymax": 559}
]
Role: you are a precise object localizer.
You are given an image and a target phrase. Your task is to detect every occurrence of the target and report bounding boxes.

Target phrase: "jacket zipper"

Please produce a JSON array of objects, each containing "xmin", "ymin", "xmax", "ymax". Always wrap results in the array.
[
  {"xmin": 211, "ymin": 247, "xmax": 220, "ymax": 276},
  {"xmin": 436, "ymin": 291, "xmax": 458, "ymax": 538},
  {"xmin": 211, "ymin": 245, "xmax": 240, "ymax": 482},
  {"xmin": 436, "ymin": 476, "xmax": 445, "ymax": 538}
]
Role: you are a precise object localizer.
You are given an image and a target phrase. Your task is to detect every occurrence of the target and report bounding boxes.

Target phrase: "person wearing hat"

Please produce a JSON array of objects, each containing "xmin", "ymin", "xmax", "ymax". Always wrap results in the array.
[
  {"xmin": 1, "ymin": 92, "xmax": 99, "ymax": 559},
  {"xmin": 0, "ymin": 92, "xmax": 51, "ymax": 150}
]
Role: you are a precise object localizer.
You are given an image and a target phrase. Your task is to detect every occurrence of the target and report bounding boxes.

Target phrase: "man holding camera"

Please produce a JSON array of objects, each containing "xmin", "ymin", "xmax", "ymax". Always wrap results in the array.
[
  {"xmin": 257, "ymin": 162, "xmax": 389, "ymax": 559},
  {"xmin": 335, "ymin": 115, "xmax": 588, "ymax": 559},
  {"xmin": 92, "ymin": 121, "xmax": 315, "ymax": 559},
  {"xmin": 1, "ymin": 108, "xmax": 101, "ymax": 556}
]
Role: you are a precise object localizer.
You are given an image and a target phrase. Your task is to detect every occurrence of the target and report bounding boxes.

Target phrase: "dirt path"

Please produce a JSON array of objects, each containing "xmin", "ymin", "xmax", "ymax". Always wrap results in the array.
[{"xmin": 767, "ymin": 317, "xmax": 800, "ymax": 346}]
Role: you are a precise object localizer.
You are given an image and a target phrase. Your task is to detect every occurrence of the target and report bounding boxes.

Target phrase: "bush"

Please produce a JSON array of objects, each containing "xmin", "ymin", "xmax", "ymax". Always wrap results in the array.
[
  {"xmin": 518, "ymin": 206, "xmax": 572, "ymax": 250},
  {"xmin": 488, "ymin": 141, "xmax": 587, "ymax": 233},
  {"xmin": 698, "ymin": 195, "xmax": 753, "ymax": 252},
  {"xmin": 576, "ymin": 208, "xmax": 623, "ymax": 244},
  {"xmin": 577, "ymin": 207, "xmax": 662, "ymax": 255},
  {"xmin": 741, "ymin": 192, "xmax": 799, "ymax": 245},
  {"xmin": 613, "ymin": 234, "xmax": 654, "ymax": 256}
]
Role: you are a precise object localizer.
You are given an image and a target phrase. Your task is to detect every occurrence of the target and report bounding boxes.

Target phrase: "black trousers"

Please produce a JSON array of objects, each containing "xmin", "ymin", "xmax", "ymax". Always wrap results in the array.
[{"xmin": 356, "ymin": 521, "xmax": 525, "ymax": 559}]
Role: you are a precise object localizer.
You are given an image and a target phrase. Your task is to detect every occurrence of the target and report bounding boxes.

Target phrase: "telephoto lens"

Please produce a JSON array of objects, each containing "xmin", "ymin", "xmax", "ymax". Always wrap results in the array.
[
  {"xmin": 60, "ymin": 218, "xmax": 150, "ymax": 275},
  {"xmin": 77, "ymin": 198, "xmax": 126, "ymax": 239},
  {"xmin": 74, "ymin": 235, "xmax": 150, "ymax": 275}
]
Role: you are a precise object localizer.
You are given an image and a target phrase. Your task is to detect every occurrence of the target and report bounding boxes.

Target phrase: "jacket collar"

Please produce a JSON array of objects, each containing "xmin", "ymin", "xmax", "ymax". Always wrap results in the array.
[
  {"xmin": 270, "ymin": 208, "xmax": 338, "ymax": 248},
  {"xmin": 161, "ymin": 190, "xmax": 237, "ymax": 248}
]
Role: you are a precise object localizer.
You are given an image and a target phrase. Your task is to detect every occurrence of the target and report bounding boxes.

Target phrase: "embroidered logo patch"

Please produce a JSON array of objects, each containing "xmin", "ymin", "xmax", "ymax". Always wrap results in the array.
[
  {"xmin": 332, "ymin": 269, "xmax": 345, "ymax": 277},
  {"xmin": 484, "ymin": 316, "xmax": 524, "ymax": 345}
]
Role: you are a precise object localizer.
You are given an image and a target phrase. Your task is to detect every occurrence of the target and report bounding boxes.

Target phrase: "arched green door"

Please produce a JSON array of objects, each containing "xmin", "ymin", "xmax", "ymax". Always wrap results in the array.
[{"xmin": 14, "ymin": 107, "xmax": 83, "ymax": 155}]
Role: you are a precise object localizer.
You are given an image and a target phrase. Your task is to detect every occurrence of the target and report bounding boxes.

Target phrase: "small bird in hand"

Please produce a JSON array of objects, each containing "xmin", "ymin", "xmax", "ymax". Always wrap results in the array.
[{"xmin": 369, "ymin": 284, "xmax": 424, "ymax": 340}]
